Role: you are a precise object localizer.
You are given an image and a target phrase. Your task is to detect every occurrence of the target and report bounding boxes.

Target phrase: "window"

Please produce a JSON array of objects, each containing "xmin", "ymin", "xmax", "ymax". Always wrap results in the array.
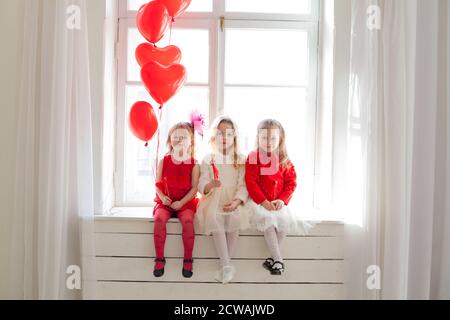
[{"xmin": 115, "ymin": 0, "xmax": 320, "ymax": 217}]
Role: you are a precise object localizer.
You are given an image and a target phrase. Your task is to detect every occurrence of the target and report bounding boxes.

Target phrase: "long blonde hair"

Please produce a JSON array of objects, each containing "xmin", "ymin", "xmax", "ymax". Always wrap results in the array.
[
  {"xmin": 209, "ymin": 116, "xmax": 244, "ymax": 168},
  {"xmin": 166, "ymin": 122, "xmax": 195, "ymax": 159},
  {"xmin": 256, "ymin": 119, "xmax": 291, "ymax": 168}
]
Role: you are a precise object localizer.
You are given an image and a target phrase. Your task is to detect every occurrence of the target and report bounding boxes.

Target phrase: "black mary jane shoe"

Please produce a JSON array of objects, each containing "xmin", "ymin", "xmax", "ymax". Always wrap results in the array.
[
  {"xmin": 182, "ymin": 259, "xmax": 194, "ymax": 278},
  {"xmin": 263, "ymin": 258, "xmax": 275, "ymax": 271},
  {"xmin": 153, "ymin": 258, "xmax": 166, "ymax": 278},
  {"xmin": 270, "ymin": 261, "xmax": 285, "ymax": 276}
]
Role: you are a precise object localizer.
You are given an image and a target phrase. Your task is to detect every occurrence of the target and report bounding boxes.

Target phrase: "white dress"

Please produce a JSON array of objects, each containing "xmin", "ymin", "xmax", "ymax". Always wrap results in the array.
[
  {"xmin": 248, "ymin": 202, "xmax": 313, "ymax": 235},
  {"xmin": 196, "ymin": 152, "xmax": 252, "ymax": 235}
]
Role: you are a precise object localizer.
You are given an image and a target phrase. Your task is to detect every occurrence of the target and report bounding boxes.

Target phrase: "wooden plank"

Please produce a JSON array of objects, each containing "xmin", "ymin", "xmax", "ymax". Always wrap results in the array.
[
  {"xmin": 95, "ymin": 257, "xmax": 344, "ymax": 283},
  {"xmin": 94, "ymin": 219, "xmax": 344, "ymax": 237},
  {"xmin": 96, "ymin": 281, "xmax": 344, "ymax": 300},
  {"xmin": 95, "ymin": 233, "xmax": 344, "ymax": 259}
]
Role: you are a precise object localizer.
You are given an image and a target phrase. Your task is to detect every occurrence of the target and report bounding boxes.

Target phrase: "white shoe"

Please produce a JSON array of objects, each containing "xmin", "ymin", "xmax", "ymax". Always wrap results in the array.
[
  {"xmin": 214, "ymin": 269, "xmax": 223, "ymax": 283},
  {"xmin": 222, "ymin": 266, "xmax": 235, "ymax": 284}
]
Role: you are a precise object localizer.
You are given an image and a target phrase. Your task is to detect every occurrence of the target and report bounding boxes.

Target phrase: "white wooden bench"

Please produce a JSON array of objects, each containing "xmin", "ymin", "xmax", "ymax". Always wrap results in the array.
[{"xmin": 94, "ymin": 209, "xmax": 345, "ymax": 300}]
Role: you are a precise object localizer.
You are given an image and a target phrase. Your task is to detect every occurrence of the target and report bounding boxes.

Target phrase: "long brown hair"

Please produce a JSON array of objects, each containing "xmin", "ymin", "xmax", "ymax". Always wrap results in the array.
[
  {"xmin": 209, "ymin": 116, "xmax": 245, "ymax": 169},
  {"xmin": 256, "ymin": 119, "xmax": 290, "ymax": 168},
  {"xmin": 166, "ymin": 122, "xmax": 196, "ymax": 159}
]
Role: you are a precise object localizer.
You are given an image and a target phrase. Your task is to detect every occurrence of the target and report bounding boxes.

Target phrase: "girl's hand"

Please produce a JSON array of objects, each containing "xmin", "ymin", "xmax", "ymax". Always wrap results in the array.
[
  {"xmin": 223, "ymin": 199, "xmax": 243, "ymax": 213},
  {"xmin": 205, "ymin": 179, "xmax": 221, "ymax": 194},
  {"xmin": 170, "ymin": 201, "xmax": 183, "ymax": 211},
  {"xmin": 271, "ymin": 200, "xmax": 285, "ymax": 211},
  {"xmin": 161, "ymin": 196, "xmax": 172, "ymax": 206},
  {"xmin": 261, "ymin": 200, "xmax": 276, "ymax": 211}
]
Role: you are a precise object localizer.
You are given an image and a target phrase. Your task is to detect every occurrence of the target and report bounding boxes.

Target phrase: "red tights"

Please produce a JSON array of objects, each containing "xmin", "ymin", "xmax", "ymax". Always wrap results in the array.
[{"xmin": 154, "ymin": 207, "xmax": 195, "ymax": 270}]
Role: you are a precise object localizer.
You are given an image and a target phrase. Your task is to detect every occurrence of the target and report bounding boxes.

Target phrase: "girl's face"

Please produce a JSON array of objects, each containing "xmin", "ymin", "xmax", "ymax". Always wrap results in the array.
[
  {"xmin": 170, "ymin": 128, "xmax": 191, "ymax": 151},
  {"xmin": 216, "ymin": 122, "xmax": 235, "ymax": 152},
  {"xmin": 258, "ymin": 127, "xmax": 280, "ymax": 154}
]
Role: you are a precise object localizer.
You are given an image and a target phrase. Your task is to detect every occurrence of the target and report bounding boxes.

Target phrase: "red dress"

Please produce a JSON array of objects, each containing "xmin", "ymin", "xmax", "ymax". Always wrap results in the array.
[
  {"xmin": 245, "ymin": 151, "xmax": 297, "ymax": 205},
  {"xmin": 153, "ymin": 154, "xmax": 199, "ymax": 214}
]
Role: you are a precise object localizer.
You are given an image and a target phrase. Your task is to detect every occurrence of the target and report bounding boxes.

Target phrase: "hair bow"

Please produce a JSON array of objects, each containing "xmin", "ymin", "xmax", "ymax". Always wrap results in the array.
[{"xmin": 190, "ymin": 110, "xmax": 206, "ymax": 138}]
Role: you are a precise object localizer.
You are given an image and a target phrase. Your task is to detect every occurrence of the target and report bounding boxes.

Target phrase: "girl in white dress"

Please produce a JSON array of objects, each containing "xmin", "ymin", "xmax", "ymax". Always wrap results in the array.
[
  {"xmin": 245, "ymin": 119, "xmax": 313, "ymax": 275},
  {"xmin": 197, "ymin": 116, "xmax": 251, "ymax": 284}
]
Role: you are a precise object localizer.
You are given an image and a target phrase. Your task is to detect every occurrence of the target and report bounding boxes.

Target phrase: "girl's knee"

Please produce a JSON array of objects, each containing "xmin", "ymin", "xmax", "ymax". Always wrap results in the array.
[
  {"xmin": 181, "ymin": 218, "xmax": 194, "ymax": 229},
  {"xmin": 154, "ymin": 210, "xmax": 171, "ymax": 225},
  {"xmin": 178, "ymin": 210, "xmax": 195, "ymax": 225}
]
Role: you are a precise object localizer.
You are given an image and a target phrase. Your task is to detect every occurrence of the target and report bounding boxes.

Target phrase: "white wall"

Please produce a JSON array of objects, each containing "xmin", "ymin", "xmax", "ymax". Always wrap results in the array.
[
  {"xmin": 0, "ymin": 0, "xmax": 106, "ymax": 298},
  {"xmin": 0, "ymin": 0, "xmax": 25, "ymax": 299}
]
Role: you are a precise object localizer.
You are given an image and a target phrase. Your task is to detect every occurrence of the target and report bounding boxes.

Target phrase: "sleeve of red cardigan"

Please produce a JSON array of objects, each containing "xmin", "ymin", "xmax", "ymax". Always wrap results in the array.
[
  {"xmin": 278, "ymin": 162, "xmax": 297, "ymax": 205},
  {"xmin": 245, "ymin": 160, "xmax": 267, "ymax": 205}
]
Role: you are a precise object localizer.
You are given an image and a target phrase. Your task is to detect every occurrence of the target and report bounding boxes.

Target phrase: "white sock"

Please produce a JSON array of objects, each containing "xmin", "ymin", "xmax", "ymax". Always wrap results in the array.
[
  {"xmin": 264, "ymin": 227, "xmax": 284, "ymax": 263},
  {"xmin": 213, "ymin": 231, "xmax": 231, "ymax": 267}
]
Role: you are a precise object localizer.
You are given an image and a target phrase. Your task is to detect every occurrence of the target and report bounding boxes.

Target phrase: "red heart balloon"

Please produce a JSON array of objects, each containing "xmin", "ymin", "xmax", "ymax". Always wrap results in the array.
[
  {"xmin": 128, "ymin": 101, "xmax": 159, "ymax": 143},
  {"xmin": 160, "ymin": 0, "xmax": 192, "ymax": 19},
  {"xmin": 135, "ymin": 43, "xmax": 182, "ymax": 67},
  {"xmin": 141, "ymin": 61, "xmax": 187, "ymax": 106},
  {"xmin": 136, "ymin": 1, "xmax": 170, "ymax": 44}
]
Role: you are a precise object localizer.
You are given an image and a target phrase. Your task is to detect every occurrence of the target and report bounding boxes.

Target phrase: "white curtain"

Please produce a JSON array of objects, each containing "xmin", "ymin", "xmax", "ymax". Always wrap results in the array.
[
  {"xmin": 9, "ymin": 0, "xmax": 97, "ymax": 299},
  {"xmin": 343, "ymin": 0, "xmax": 450, "ymax": 299}
]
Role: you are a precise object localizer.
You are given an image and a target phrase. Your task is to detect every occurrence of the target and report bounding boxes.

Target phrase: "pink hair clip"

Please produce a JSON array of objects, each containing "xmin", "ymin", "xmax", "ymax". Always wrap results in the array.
[{"xmin": 190, "ymin": 110, "xmax": 206, "ymax": 138}]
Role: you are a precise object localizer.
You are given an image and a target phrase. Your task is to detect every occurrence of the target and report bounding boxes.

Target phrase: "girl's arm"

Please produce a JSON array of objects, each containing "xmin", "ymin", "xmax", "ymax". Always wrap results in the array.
[
  {"xmin": 245, "ymin": 159, "xmax": 267, "ymax": 205},
  {"xmin": 155, "ymin": 159, "xmax": 167, "ymax": 199},
  {"xmin": 278, "ymin": 162, "xmax": 297, "ymax": 205},
  {"xmin": 178, "ymin": 164, "xmax": 200, "ymax": 206},
  {"xmin": 234, "ymin": 165, "xmax": 249, "ymax": 203},
  {"xmin": 198, "ymin": 157, "xmax": 212, "ymax": 195},
  {"xmin": 155, "ymin": 159, "xmax": 172, "ymax": 206}
]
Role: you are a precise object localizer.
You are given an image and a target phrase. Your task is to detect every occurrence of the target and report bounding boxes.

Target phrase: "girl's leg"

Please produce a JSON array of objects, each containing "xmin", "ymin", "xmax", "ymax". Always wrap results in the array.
[
  {"xmin": 226, "ymin": 230, "xmax": 239, "ymax": 258},
  {"xmin": 276, "ymin": 229, "xmax": 287, "ymax": 247},
  {"xmin": 153, "ymin": 208, "xmax": 172, "ymax": 269},
  {"xmin": 177, "ymin": 209, "xmax": 196, "ymax": 271},
  {"xmin": 264, "ymin": 226, "xmax": 283, "ymax": 263},
  {"xmin": 212, "ymin": 231, "xmax": 231, "ymax": 268}
]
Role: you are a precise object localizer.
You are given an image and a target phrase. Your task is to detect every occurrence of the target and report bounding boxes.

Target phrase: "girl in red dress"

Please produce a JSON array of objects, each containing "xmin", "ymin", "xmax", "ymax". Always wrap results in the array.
[
  {"xmin": 245, "ymin": 119, "xmax": 312, "ymax": 276},
  {"xmin": 153, "ymin": 122, "xmax": 200, "ymax": 278}
]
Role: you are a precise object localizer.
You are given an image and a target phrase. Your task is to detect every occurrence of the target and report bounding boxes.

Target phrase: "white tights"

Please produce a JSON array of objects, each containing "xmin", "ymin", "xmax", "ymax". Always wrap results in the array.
[
  {"xmin": 264, "ymin": 226, "xmax": 287, "ymax": 263},
  {"xmin": 212, "ymin": 230, "xmax": 239, "ymax": 268}
]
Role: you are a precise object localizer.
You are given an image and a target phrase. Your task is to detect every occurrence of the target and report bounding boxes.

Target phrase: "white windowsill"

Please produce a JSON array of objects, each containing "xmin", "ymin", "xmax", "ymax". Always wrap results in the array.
[{"xmin": 95, "ymin": 207, "xmax": 346, "ymax": 225}]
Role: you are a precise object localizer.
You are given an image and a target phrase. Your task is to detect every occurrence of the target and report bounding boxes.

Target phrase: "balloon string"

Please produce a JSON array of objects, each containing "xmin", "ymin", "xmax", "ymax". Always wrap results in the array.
[
  {"xmin": 155, "ymin": 105, "xmax": 163, "ymax": 177},
  {"xmin": 169, "ymin": 19, "xmax": 174, "ymax": 45}
]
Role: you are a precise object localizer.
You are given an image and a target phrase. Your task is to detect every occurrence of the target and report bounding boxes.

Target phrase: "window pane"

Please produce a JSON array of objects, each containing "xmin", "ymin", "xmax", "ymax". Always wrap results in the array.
[
  {"xmin": 224, "ymin": 86, "xmax": 314, "ymax": 211},
  {"xmin": 123, "ymin": 85, "xmax": 209, "ymax": 204},
  {"xmin": 128, "ymin": 0, "xmax": 213, "ymax": 12},
  {"xmin": 127, "ymin": 28, "xmax": 209, "ymax": 84},
  {"xmin": 226, "ymin": 0, "xmax": 311, "ymax": 15},
  {"xmin": 225, "ymin": 28, "xmax": 309, "ymax": 86}
]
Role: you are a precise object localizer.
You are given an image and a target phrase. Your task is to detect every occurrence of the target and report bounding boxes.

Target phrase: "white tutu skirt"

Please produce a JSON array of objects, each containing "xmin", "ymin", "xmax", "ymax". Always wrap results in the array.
[
  {"xmin": 196, "ymin": 188, "xmax": 252, "ymax": 235},
  {"xmin": 248, "ymin": 200, "xmax": 314, "ymax": 235}
]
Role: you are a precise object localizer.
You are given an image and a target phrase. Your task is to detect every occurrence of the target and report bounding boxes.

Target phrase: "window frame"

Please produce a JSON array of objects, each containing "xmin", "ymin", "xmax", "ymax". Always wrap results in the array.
[
  {"xmin": 115, "ymin": 17, "xmax": 215, "ymax": 206},
  {"xmin": 114, "ymin": 0, "xmax": 321, "ymax": 208}
]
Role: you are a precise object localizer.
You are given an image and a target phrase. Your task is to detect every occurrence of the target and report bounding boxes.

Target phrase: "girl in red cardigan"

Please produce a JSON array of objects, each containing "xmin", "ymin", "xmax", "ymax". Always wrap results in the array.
[
  {"xmin": 153, "ymin": 122, "xmax": 200, "ymax": 278},
  {"xmin": 245, "ymin": 119, "xmax": 312, "ymax": 275}
]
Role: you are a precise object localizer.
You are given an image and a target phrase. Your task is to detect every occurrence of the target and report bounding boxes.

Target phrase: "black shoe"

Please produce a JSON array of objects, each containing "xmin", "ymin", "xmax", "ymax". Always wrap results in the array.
[
  {"xmin": 153, "ymin": 258, "xmax": 166, "ymax": 277},
  {"xmin": 262, "ymin": 258, "xmax": 275, "ymax": 271},
  {"xmin": 182, "ymin": 259, "xmax": 194, "ymax": 278},
  {"xmin": 270, "ymin": 261, "xmax": 285, "ymax": 276}
]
